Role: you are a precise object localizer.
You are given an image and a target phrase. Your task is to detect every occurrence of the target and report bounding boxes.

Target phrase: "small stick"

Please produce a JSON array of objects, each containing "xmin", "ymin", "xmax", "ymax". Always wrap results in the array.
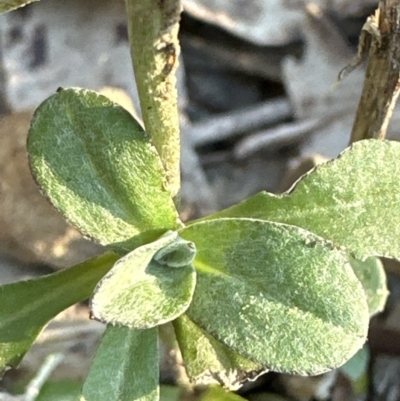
[
  {"xmin": 0, "ymin": 354, "xmax": 64, "ymax": 401},
  {"xmin": 234, "ymin": 118, "xmax": 321, "ymax": 159},
  {"xmin": 23, "ymin": 353, "xmax": 64, "ymax": 401},
  {"xmin": 348, "ymin": 0, "xmax": 400, "ymax": 142},
  {"xmin": 188, "ymin": 98, "xmax": 292, "ymax": 147}
]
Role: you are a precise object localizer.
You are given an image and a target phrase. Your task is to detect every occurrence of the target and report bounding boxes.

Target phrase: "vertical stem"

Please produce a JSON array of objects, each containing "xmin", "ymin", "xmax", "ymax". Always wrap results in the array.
[
  {"xmin": 350, "ymin": 0, "xmax": 400, "ymax": 142},
  {"xmin": 158, "ymin": 323, "xmax": 190, "ymax": 388},
  {"xmin": 125, "ymin": 0, "xmax": 182, "ymax": 203}
]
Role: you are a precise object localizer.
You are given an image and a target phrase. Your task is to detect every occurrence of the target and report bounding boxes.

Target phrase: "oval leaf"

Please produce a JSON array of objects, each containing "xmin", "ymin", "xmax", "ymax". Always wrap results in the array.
[
  {"xmin": 173, "ymin": 314, "xmax": 266, "ymax": 391},
  {"xmin": 27, "ymin": 88, "xmax": 180, "ymax": 253},
  {"xmin": 180, "ymin": 218, "xmax": 369, "ymax": 375},
  {"xmin": 199, "ymin": 386, "xmax": 248, "ymax": 401},
  {"xmin": 81, "ymin": 326, "xmax": 159, "ymax": 401},
  {"xmin": 198, "ymin": 140, "xmax": 400, "ymax": 260},
  {"xmin": 0, "ymin": 252, "xmax": 117, "ymax": 370},
  {"xmin": 37, "ymin": 381, "xmax": 82, "ymax": 401},
  {"xmin": 0, "ymin": 0, "xmax": 38, "ymax": 13},
  {"xmin": 91, "ymin": 231, "xmax": 196, "ymax": 328},
  {"xmin": 340, "ymin": 345, "xmax": 369, "ymax": 382},
  {"xmin": 349, "ymin": 256, "xmax": 388, "ymax": 317}
]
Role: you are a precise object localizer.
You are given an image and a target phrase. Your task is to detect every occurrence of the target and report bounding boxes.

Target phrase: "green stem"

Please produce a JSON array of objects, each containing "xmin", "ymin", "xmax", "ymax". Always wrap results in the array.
[
  {"xmin": 125, "ymin": 0, "xmax": 182, "ymax": 203},
  {"xmin": 159, "ymin": 323, "xmax": 191, "ymax": 389}
]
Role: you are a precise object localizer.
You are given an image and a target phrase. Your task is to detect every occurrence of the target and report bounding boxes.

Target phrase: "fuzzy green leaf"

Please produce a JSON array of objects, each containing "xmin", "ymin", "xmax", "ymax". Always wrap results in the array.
[
  {"xmin": 91, "ymin": 232, "xmax": 196, "ymax": 328},
  {"xmin": 198, "ymin": 140, "xmax": 400, "ymax": 260},
  {"xmin": 159, "ymin": 386, "xmax": 180, "ymax": 401},
  {"xmin": 0, "ymin": 252, "xmax": 117, "ymax": 371},
  {"xmin": 349, "ymin": 257, "xmax": 388, "ymax": 317},
  {"xmin": 340, "ymin": 345, "xmax": 369, "ymax": 382},
  {"xmin": 81, "ymin": 325, "xmax": 159, "ymax": 401},
  {"xmin": 173, "ymin": 314, "xmax": 265, "ymax": 390},
  {"xmin": 27, "ymin": 88, "xmax": 180, "ymax": 253},
  {"xmin": 199, "ymin": 386, "xmax": 248, "ymax": 401},
  {"xmin": 0, "ymin": 0, "xmax": 38, "ymax": 13},
  {"xmin": 37, "ymin": 381, "xmax": 82, "ymax": 401},
  {"xmin": 180, "ymin": 218, "xmax": 369, "ymax": 375}
]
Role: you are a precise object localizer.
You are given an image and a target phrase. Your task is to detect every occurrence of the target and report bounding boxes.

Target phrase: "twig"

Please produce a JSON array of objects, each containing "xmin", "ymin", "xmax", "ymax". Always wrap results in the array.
[
  {"xmin": 0, "ymin": 354, "xmax": 64, "ymax": 401},
  {"xmin": 349, "ymin": 0, "xmax": 400, "ymax": 142},
  {"xmin": 180, "ymin": 34, "xmax": 284, "ymax": 82},
  {"xmin": 23, "ymin": 353, "xmax": 64, "ymax": 401},
  {"xmin": 188, "ymin": 98, "xmax": 292, "ymax": 147},
  {"xmin": 234, "ymin": 118, "xmax": 321, "ymax": 159}
]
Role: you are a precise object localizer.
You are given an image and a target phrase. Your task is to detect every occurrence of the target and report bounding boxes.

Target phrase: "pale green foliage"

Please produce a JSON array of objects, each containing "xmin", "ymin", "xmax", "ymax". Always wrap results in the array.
[
  {"xmin": 27, "ymin": 88, "xmax": 180, "ymax": 253},
  {"xmin": 339, "ymin": 346, "xmax": 369, "ymax": 394},
  {"xmin": 1, "ymin": 0, "xmax": 394, "ymax": 396},
  {"xmin": 199, "ymin": 385, "xmax": 248, "ymax": 401},
  {"xmin": 173, "ymin": 315, "xmax": 263, "ymax": 390},
  {"xmin": 180, "ymin": 218, "xmax": 369, "ymax": 375},
  {"xmin": 0, "ymin": 0, "xmax": 38, "ymax": 13},
  {"xmin": 349, "ymin": 257, "xmax": 388, "ymax": 316},
  {"xmin": 23, "ymin": 85, "xmax": 392, "ymax": 395},
  {"xmin": 0, "ymin": 252, "xmax": 117, "ymax": 370},
  {"xmin": 36, "ymin": 380, "xmax": 82, "ymax": 401},
  {"xmin": 81, "ymin": 326, "xmax": 159, "ymax": 401},
  {"xmin": 153, "ymin": 233, "xmax": 197, "ymax": 268},
  {"xmin": 340, "ymin": 346, "xmax": 369, "ymax": 381},
  {"xmin": 91, "ymin": 232, "xmax": 196, "ymax": 328},
  {"xmin": 201, "ymin": 140, "xmax": 400, "ymax": 260}
]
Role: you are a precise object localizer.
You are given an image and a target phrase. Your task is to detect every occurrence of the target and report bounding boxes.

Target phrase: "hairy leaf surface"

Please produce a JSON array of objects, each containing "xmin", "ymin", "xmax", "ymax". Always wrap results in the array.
[
  {"xmin": 0, "ymin": 252, "xmax": 117, "ymax": 370},
  {"xmin": 349, "ymin": 257, "xmax": 388, "ymax": 317},
  {"xmin": 0, "ymin": 0, "xmax": 38, "ymax": 13},
  {"xmin": 198, "ymin": 140, "xmax": 400, "ymax": 260},
  {"xmin": 199, "ymin": 385, "xmax": 248, "ymax": 401},
  {"xmin": 27, "ymin": 88, "xmax": 179, "ymax": 253},
  {"xmin": 81, "ymin": 326, "xmax": 158, "ymax": 401},
  {"xmin": 180, "ymin": 218, "xmax": 369, "ymax": 375},
  {"xmin": 91, "ymin": 232, "xmax": 196, "ymax": 328},
  {"xmin": 174, "ymin": 314, "xmax": 264, "ymax": 390},
  {"xmin": 340, "ymin": 345, "xmax": 369, "ymax": 382}
]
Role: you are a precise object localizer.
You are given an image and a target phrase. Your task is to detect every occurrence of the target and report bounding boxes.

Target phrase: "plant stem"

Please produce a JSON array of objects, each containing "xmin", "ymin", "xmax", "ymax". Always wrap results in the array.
[
  {"xmin": 159, "ymin": 323, "xmax": 191, "ymax": 389},
  {"xmin": 24, "ymin": 353, "xmax": 64, "ymax": 401},
  {"xmin": 349, "ymin": 0, "xmax": 400, "ymax": 142},
  {"xmin": 125, "ymin": 0, "xmax": 182, "ymax": 203}
]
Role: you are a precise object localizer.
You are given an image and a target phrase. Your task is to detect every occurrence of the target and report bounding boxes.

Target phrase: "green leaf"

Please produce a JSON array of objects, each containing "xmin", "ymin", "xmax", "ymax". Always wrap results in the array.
[
  {"xmin": 37, "ymin": 380, "xmax": 82, "ymax": 401},
  {"xmin": 349, "ymin": 257, "xmax": 388, "ymax": 317},
  {"xmin": 180, "ymin": 218, "xmax": 369, "ymax": 375},
  {"xmin": 159, "ymin": 386, "xmax": 180, "ymax": 401},
  {"xmin": 340, "ymin": 345, "xmax": 369, "ymax": 381},
  {"xmin": 91, "ymin": 232, "xmax": 196, "ymax": 329},
  {"xmin": 27, "ymin": 88, "xmax": 180, "ymax": 253},
  {"xmin": 197, "ymin": 140, "xmax": 400, "ymax": 260},
  {"xmin": 339, "ymin": 345, "xmax": 369, "ymax": 394},
  {"xmin": 199, "ymin": 386, "xmax": 247, "ymax": 401},
  {"xmin": 0, "ymin": 252, "xmax": 117, "ymax": 371},
  {"xmin": 81, "ymin": 325, "xmax": 159, "ymax": 401},
  {"xmin": 0, "ymin": 0, "xmax": 38, "ymax": 13},
  {"xmin": 173, "ymin": 315, "xmax": 265, "ymax": 390}
]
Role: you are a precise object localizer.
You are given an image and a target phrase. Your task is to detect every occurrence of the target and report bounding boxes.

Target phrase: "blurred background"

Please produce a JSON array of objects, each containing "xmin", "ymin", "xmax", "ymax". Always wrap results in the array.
[{"xmin": 1, "ymin": 0, "xmax": 400, "ymax": 400}]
